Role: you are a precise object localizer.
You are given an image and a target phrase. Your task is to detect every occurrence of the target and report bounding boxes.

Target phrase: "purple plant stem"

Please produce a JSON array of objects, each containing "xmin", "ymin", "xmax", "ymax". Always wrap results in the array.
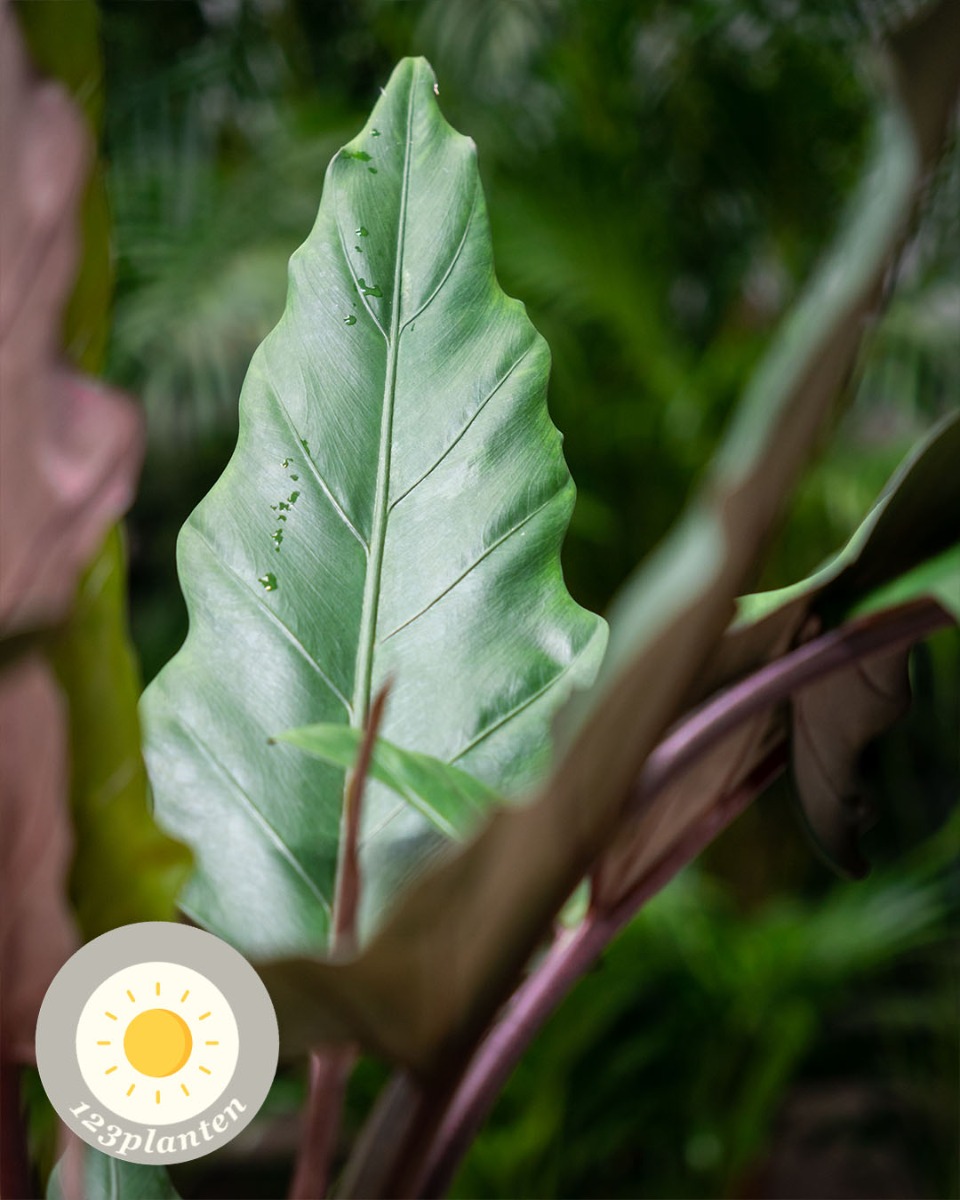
[
  {"xmin": 415, "ymin": 597, "xmax": 953, "ymax": 1196},
  {"xmin": 289, "ymin": 685, "xmax": 390, "ymax": 1200},
  {"xmin": 289, "ymin": 1048, "xmax": 356, "ymax": 1200},
  {"xmin": 418, "ymin": 747, "xmax": 786, "ymax": 1197},
  {"xmin": 633, "ymin": 598, "xmax": 951, "ymax": 809}
]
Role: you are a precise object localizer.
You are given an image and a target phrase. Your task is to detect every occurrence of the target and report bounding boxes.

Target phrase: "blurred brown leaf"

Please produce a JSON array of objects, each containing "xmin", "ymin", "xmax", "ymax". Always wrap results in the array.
[
  {"xmin": 0, "ymin": 653, "xmax": 76, "ymax": 1062},
  {"xmin": 0, "ymin": 0, "xmax": 142, "ymax": 640},
  {"xmin": 0, "ymin": 0, "xmax": 144, "ymax": 1062}
]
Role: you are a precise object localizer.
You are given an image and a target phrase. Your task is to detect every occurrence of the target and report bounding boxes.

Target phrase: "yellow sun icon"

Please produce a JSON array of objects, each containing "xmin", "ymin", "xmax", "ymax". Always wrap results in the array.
[
  {"xmin": 76, "ymin": 963, "xmax": 239, "ymax": 1125},
  {"xmin": 124, "ymin": 1007, "xmax": 192, "ymax": 1077}
]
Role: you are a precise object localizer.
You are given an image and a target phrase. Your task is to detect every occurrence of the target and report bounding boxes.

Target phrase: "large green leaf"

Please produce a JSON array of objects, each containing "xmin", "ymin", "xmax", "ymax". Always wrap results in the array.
[
  {"xmin": 258, "ymin": 6, "xmax": 960, "ymax": 1085},
  {"xmin": 140, "ymin": 57, "xmax": 606, "ymax": 955}
]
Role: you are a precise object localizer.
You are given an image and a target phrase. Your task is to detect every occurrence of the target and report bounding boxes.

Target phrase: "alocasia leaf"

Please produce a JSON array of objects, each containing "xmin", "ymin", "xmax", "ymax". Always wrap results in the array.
[
  {"xmin": 140, "ymin": 56, "xmax": 606, "ymax": 956},
  {"xmin": 257, "ymin": 4, "xmax": 960, "ymax": 1084},
  {"xmin": 275, "ymin": 724, "xmax": 499, "ymax": 839}
]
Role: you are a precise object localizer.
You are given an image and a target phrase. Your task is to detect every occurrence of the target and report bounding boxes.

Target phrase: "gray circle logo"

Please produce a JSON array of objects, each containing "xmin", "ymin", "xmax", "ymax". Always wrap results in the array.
[{"xmin": 36, "ymin": 923, "xmax": 278, "ymax": 1165}]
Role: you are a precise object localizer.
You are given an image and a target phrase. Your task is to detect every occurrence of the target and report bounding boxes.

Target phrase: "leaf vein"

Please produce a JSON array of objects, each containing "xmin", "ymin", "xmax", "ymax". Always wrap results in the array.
[
  {"xmin": 176, "ymin": 719, "xmax": 333, "ymax": 918},
  {"xmin": 388, "ymin": 343, "xmax": 535, "ymax": 512},
  {"xmin": 333, "ymin": 163, "xmax": 388, "ymax": 340},
  {"xmin": 400, "ymin": 184, "xmax": 480, "ymax": 332},
  {"xmin": 451, "ymin": 629, "xmax": 602, "ymax": 765},
  {"xmin": 265, "ymin": 380, "xmax": 369, "ymax": 551},
  {"xmin": 380, "ymin": 492, "xmax": 560, "ymax": 643},
  {"xmin": 187, "ymin": 525, "xmax": 353, "ymax": 715}
]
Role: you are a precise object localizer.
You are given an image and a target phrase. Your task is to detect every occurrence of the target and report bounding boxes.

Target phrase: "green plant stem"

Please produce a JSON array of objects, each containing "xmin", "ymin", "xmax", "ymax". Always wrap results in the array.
[{"xmin": 405, "ymin": 596, "xmax": 953, "ymax": 1196}]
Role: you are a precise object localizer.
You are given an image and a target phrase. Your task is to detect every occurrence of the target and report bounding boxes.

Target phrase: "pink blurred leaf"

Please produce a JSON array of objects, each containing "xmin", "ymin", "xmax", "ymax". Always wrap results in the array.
[
  {"xmin": 0, "ymin": 653, "xmax": 76, "ymax": 1062},
  {"xmin": 0, "ymin": 0, "xmax": 144, "ymax": 1062},
  {"xmin": 0, "ymin": 0, "xmax": 143, "ymax": 640}
]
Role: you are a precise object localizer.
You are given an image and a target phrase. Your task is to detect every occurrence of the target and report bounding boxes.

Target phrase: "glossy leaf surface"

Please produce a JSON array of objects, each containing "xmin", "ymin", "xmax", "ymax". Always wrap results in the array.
[
  {"xmin": 275, "ymin": 724, "xmax": 498, "ymax": 840},
  {"xmin": 140, "ymin": 57, "xmax": 605, "ymax": 955},
  {"xmin": 258, "ymin": 6, "xmax": 960, "ymax": 1078}
]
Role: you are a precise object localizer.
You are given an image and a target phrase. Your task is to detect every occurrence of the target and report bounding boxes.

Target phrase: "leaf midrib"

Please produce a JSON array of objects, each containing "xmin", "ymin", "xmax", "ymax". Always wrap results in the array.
[{"xmin": 351, "ymin": 64, "xmax": 418, "ymax": 730}]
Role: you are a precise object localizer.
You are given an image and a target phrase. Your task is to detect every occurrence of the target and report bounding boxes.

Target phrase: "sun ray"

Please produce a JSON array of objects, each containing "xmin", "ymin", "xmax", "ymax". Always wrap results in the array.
[
  {"xmin": 198, "ymin": 1012, "xmax": 211, "ymax": 1020},
  {"xmin": 180, "ymin": 989, "xmax": 190, "ymax": 1002},
  {"xmin": 155, "ymin": 982, "xmax": 161, "ymax": 996},
  {"xmin": 126, "ymin": 990, "xmax": 136, "ymax": 1003},
  {"xmin": 198, "ymin": 1066, "xmax": 211, "ymax": 1075},
  {"xmin": 205, "ymin": 1041, "xmax": 219, "ymax": 1045},
  {"xmin": 155, "ymin": 1090, "xmax": 161, "ymax": 1104},
  {"xmin": 127, "ymin": 1084, "xmax": 135, "ymax": 1097},
  {"xmin": 97, "ymin": 1041, "xmax": 111, "ymax": 1046},
  {"xmin": 105, "ymin": 1012, "xmax": 117, "ymax": 1020},
  {"xmin": 105, "ymin": 1066, "xmax": 118, "ymax": 1075},
  {"xmin": 181, "ymin": 1084, "xmax": 190, "ymax": 1097}
]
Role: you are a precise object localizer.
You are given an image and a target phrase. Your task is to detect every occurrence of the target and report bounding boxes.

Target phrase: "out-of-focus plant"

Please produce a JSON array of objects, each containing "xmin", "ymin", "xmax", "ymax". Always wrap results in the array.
[{"xmin": 0, "ymin": 2, "xmax": 188, "ymax": 1195}]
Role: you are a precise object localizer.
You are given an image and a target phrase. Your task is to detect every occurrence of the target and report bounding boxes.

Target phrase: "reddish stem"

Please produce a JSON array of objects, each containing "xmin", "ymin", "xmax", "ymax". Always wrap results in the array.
[
  {"xmin": 289, "ymin": 1048, "xmax": 356, "ymax": 1200},
  {"xmin": 418, "ymin": 747, "xmax": 787, "ymax": 1197},
  {"xmin": 340, "ymin": 598, "xmax": 953, "ymax": 1197},
  {"xmin": 289, "ymin": 685, "xmax": 390, "ymax": 1200},
  {"xmin": 333, "ymin": 684, "xmax": 390, "ymax": 953},
  {"xmin": 632, "ymin": 598, "xmax": 950, "ymax": 809},
  {"xmin": 412, "ymin": 598, "xmax": 953, "ymax": 1196}
]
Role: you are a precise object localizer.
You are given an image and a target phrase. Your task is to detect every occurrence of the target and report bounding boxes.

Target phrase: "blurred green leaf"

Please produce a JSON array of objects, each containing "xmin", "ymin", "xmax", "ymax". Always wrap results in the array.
[
  {"xmin": 275, "ymin": 724, "xmax": 499, "ymax": 840},
  {"xmin": 601, "ymin": 412, "xmax": 960, "ymax": 893},
  {"xmin": 15, "ymin": 0, "xmax": 112, "ymax": 374},
  {"xmin": 737, "ymin": 409, "xmax": 960, "ymax": 626},
  {"xmin": 47, "ymin": 1149, "xmax": 180, "ymax": 1200},
  {"xmin": 853, "ymin": 544, "xmax": 960, "ymax": 620},
  {"xmin": 140, "ymin": 56, "xmax": 605, "ymax": 958},
  {"xmin": 50, "ymin": 530, "xmax": 192, "ymax": 937}
]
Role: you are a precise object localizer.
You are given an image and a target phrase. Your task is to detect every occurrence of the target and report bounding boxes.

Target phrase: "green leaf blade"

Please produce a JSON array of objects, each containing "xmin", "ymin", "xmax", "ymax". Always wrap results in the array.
[
  {"xmin": 275, "ymin": 723, "xmax": 498, "ymax": 838},
  {"xmin": 141, "ymin": 57, "xmax": 605, "ymax": 956}
]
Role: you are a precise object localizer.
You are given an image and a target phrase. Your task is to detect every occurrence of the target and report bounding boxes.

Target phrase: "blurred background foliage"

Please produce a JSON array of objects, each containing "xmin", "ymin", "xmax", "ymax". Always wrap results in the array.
[{"xmin": 34, "ymin": 0, "xmax": 960, "ymax": 1195}]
